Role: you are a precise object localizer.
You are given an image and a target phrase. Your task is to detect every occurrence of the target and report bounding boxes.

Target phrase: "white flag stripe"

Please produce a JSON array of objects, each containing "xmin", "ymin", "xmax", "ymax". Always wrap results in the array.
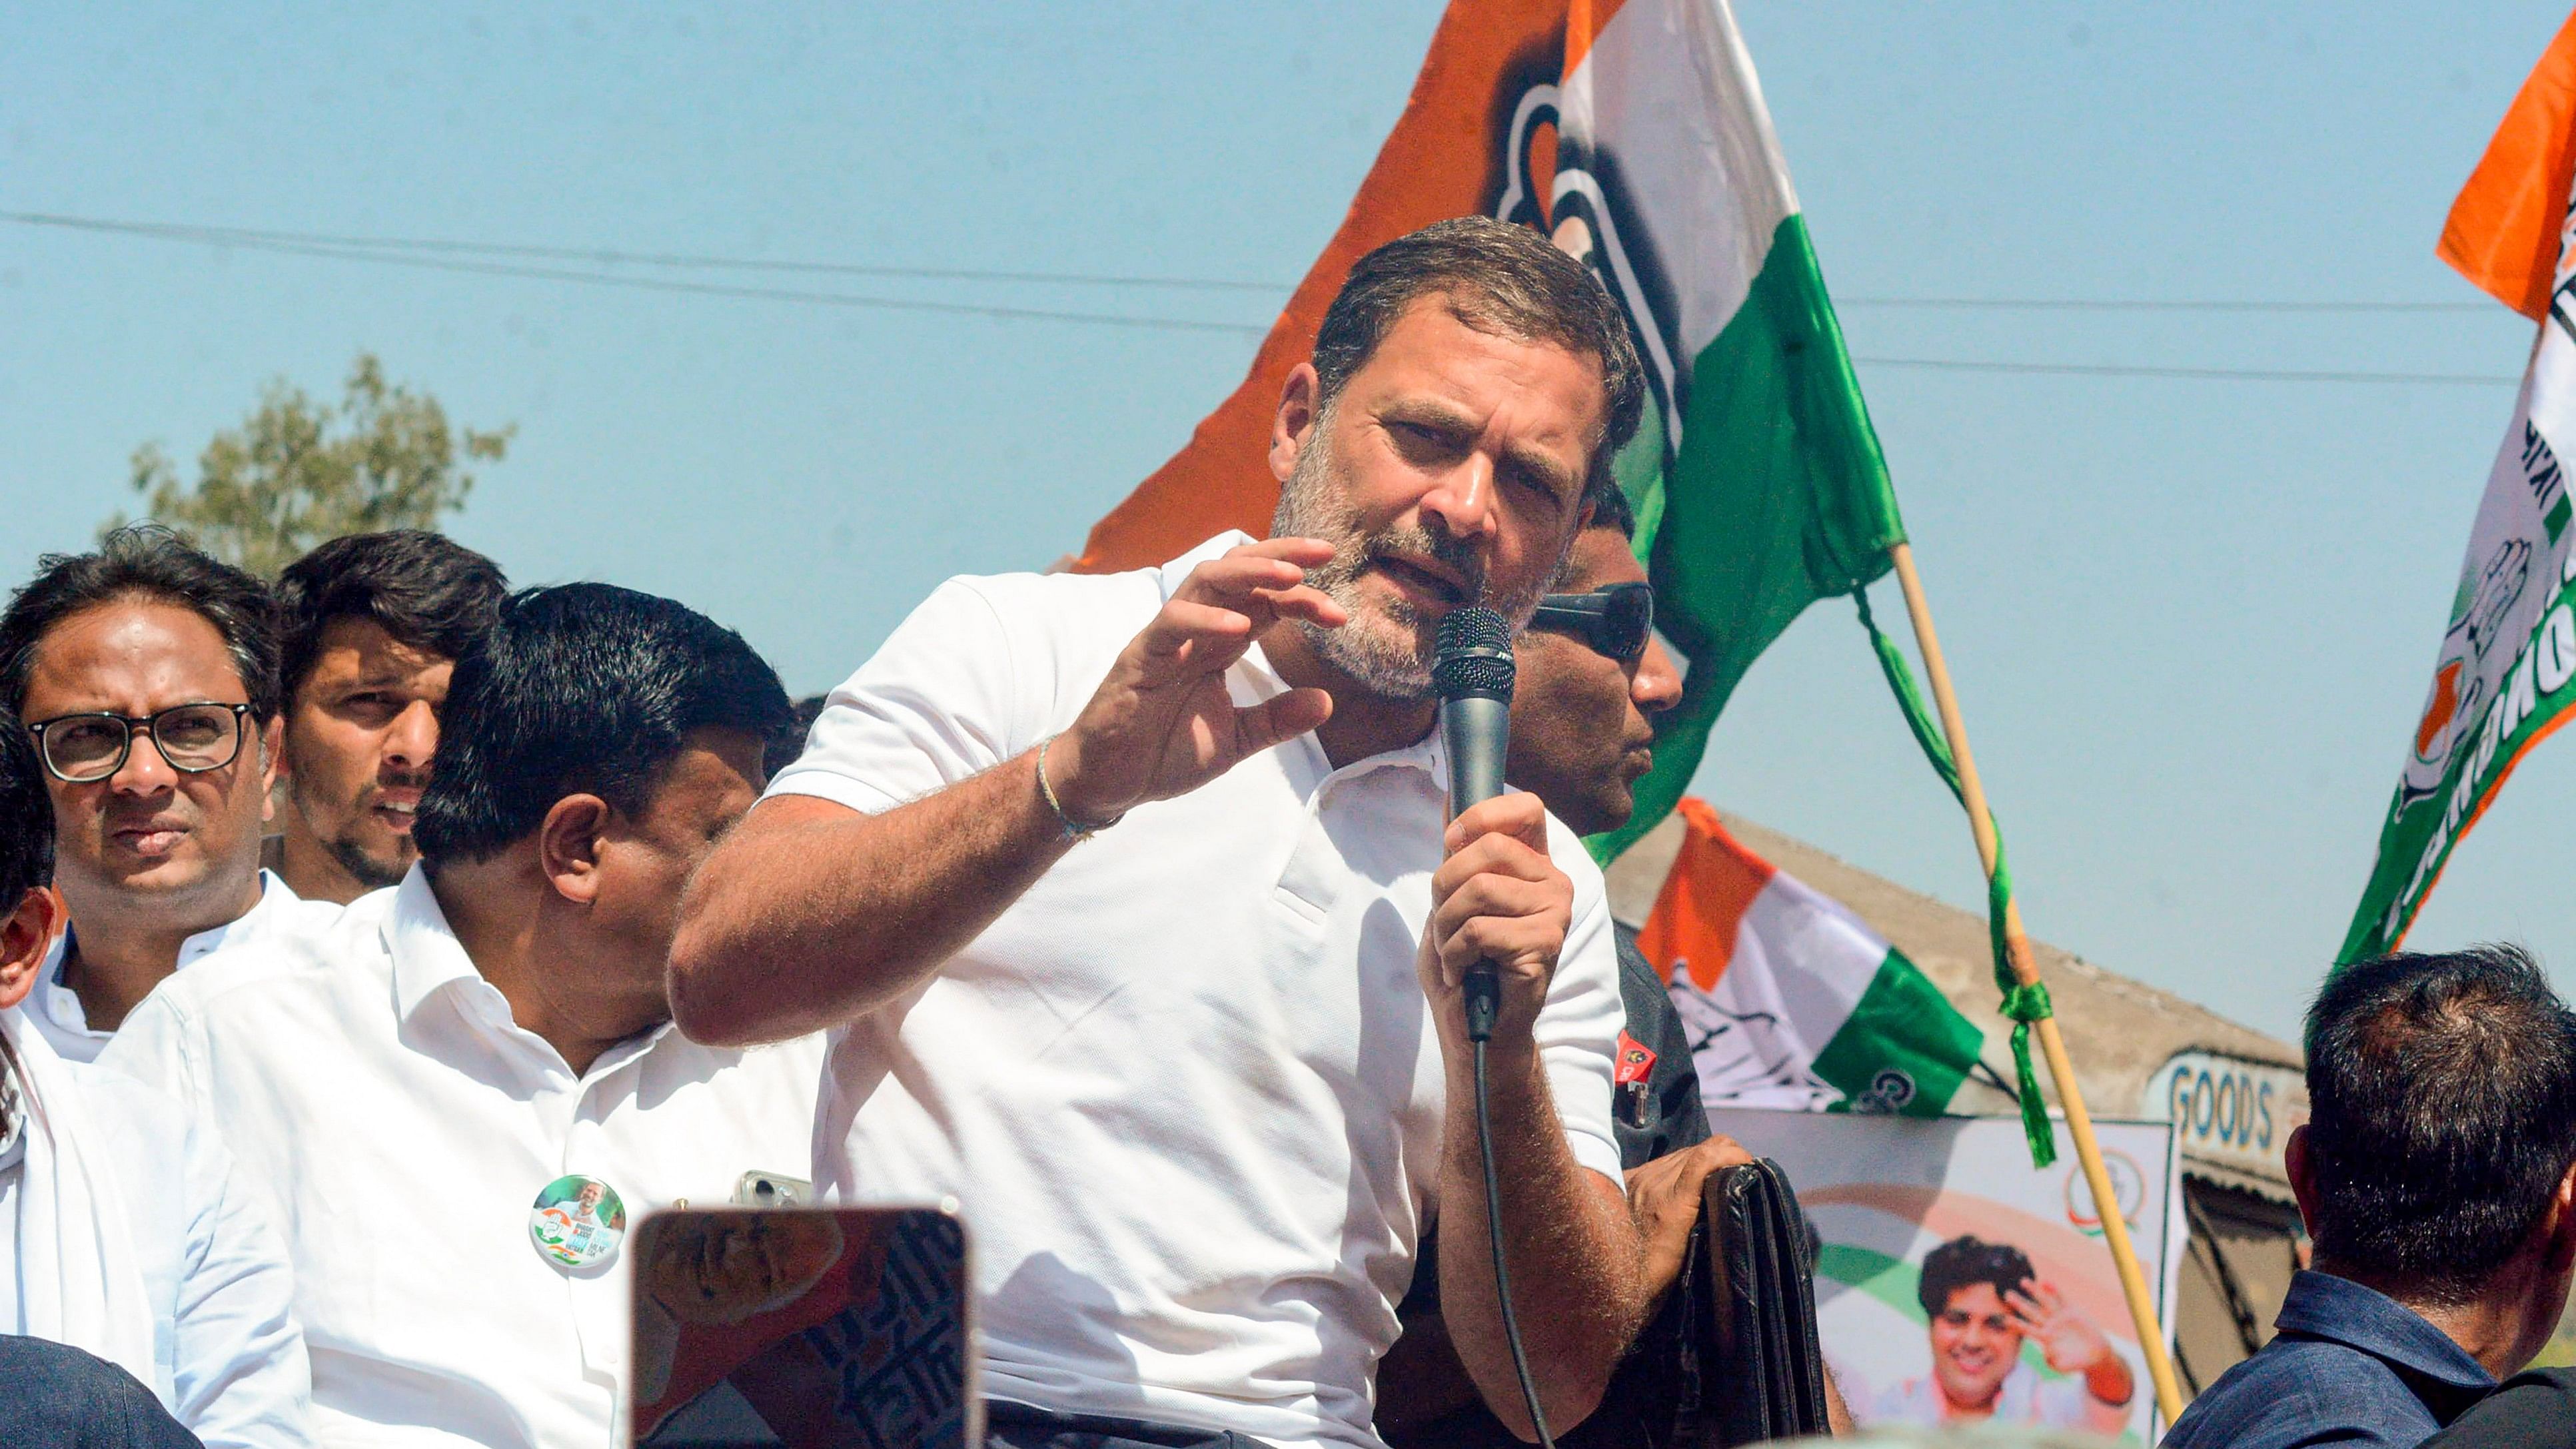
[{"xmin": 1565, "ymin": 0, "xmax": 1798, "ymax": 361}]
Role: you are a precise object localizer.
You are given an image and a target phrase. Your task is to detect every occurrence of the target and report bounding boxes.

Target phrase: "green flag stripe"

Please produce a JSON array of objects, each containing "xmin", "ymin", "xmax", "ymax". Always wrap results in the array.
[
  {"xmin": 1810, "ymin": 947, "xmax": 1986, "ymax": 1117},
  {"xmin": 1589, "ymin": 212, "xmax": 1906, "ymax": 865}
]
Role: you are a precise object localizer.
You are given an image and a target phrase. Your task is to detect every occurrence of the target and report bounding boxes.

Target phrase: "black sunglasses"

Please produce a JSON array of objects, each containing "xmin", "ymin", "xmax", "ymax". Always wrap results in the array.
[{"xmin": 1529, "ymin": 582, "xmax": 1654, "ymax": 664}]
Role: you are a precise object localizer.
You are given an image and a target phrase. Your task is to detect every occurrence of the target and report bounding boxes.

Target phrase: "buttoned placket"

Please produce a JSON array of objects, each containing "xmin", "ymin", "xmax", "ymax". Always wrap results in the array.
[
  {"xmin": 1267, "ymin": 731, "xmax": 1444, "ymax": 919},
  {"xmin": 441, "ymin": 971, "xmax": 675, "ymax": 1388}
]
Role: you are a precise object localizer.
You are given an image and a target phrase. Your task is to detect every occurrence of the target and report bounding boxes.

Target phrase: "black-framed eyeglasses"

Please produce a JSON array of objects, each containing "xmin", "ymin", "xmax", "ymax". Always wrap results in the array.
[
  {"xmin": 25, "ymin": 703, "xmax": 255, "ymax": 784},
  {"xmin": 1530, "ymin": 582, "xmax": 1655, "ymax": 664}
]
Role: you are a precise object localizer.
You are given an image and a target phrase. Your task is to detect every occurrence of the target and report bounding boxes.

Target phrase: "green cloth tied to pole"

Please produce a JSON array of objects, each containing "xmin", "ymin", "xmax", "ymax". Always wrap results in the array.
[{"xmin": 1855, "ymin": 591, "xmax": 2058, "ymax": 1167}]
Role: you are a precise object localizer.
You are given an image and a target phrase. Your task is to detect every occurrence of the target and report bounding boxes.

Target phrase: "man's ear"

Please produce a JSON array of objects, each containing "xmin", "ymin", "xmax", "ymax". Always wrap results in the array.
[
  {"xmin": 0, "ymin": 885, "xmax": 65, "ymax": 1012},
  {"xmin": 1269, "ymin": 363, "xmax": 1323, "ymax": 487},
  {"xmin": 2545, "ymin": 1160, "xmax": 2576, "ymax": 1277},
  {"xmin": 536, "ymin": 795, "xmax": 614, "ymax": 906},
  {"xmin": 256, "ymin": 714, "xmax": 285, "ymax": 825},
  {"xmin": 2283, "ymin": 1125, "xmax": 2319, "ymax": 1241}
]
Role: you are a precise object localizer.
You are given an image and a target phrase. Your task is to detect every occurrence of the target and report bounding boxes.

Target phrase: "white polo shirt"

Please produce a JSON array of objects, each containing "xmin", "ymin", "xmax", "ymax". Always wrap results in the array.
[
  {"xmin": 766, "ymin": 531, "xmax": 1626, "ymax": 1449},
  {"xmin": 100, "ymin": 868, "xmax": 828, "ymax": 1448},
  {"xmin": 36, "ymin": 869, "xmax": 341, "ymax": 1063},
  {"xmin": 0, "ymin": 1028, "xmax": 315, "ymax": 1449}
]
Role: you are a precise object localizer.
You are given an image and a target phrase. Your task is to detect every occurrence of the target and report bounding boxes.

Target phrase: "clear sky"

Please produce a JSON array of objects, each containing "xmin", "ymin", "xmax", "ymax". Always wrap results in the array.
[{"xmin": 3, "ymin": 2, "xmax": 2569, "ymax": 1044}]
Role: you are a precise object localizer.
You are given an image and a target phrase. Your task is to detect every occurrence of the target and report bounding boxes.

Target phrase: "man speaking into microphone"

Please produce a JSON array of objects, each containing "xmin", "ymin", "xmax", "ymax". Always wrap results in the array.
[{"xmin": 672, "ymin": 217, "xmax": 1648, "ymax": 1449}]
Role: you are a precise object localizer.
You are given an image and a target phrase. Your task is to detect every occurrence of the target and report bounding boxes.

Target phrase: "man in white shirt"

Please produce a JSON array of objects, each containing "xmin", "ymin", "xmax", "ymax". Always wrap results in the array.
[
  {"xmin": 0, "ymin": 704, "xmax": 315, "ymax": 1448},
  {"xmin": 672, "ymin": 217, "xmax": 1652, "ymax": 1449},
  {"xmin": 265, "ymin": 530, "xmax": 509, "ymax": 905},
  {"xmin": 0, "ymin": 525, "xmax": 337, "ymax": 1063},
  {"xmin": 104, "ymin": 584, "xmax": 827, "ymax": 1447}
]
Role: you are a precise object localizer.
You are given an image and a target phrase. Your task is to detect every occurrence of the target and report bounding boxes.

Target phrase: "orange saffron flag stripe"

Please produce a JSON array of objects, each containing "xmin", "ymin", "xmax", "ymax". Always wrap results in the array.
[
  {"xmin": 1073, "ymin": 0, "xmax": 1571, "ymax": 573},
  {"xmin": 1633, "ymin": 797, "xmax": 1776, "ymax": 993},
  {"xmin": 2441, "ymin": 5, "xmax": 2576, "ymax": 320}
]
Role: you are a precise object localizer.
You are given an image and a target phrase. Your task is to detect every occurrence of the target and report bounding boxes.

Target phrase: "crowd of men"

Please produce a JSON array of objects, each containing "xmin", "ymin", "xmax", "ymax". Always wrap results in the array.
[{"xmin": 1, "ymin": 215, "xmax": 2574, "ymax": 1449}]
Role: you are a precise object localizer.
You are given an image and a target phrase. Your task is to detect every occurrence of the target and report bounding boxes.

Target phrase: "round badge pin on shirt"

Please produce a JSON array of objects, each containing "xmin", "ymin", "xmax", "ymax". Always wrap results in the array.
[{"xmin": 530, "ymin": 1174, "xmax": 628, "ymax": 1270}]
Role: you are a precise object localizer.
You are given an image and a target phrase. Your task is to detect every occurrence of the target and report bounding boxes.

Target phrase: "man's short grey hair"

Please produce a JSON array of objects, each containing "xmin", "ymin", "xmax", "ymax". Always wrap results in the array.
[{"xmin": 1310, "ymin": 216, "xmax": 1647, "ymax": 492}]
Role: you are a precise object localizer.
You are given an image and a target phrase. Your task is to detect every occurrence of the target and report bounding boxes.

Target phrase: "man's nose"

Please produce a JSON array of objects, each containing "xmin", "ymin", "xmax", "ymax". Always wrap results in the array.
[
  {"xmin": 384, "ymin": 699, "xmax": 438, "ymax": 769},
  {"xmin": 1417, "ymin": 452, "xmax": 1499, "ymax": 543},
  {"xmin": 1631, "ymin": 634, "xmax": 1683, "ymax": 716},
  {"xmin": 109, "ymin": 729, "xmax": 181, "ymax": 793}
]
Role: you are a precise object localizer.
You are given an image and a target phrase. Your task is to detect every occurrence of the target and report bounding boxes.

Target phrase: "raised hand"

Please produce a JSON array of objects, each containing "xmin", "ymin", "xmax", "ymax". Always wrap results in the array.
[
  {"xmin": 1418, "ymin": 792, "xmax": 1573, "ymax": 1048},
  {"xmin": 1045, "ymin": 536, "xmax": 1347, "ymax": 825},
  {"xmin": 2006, "ymin": 1279, "xmax": 2112, "ymax": 1374}
]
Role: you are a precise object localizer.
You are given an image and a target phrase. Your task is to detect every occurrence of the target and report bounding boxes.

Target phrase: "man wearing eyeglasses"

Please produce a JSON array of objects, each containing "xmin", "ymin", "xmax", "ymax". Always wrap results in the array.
[{"xmin": 0, "ymin": 526, "xmax": 335, "ymax": 1063}]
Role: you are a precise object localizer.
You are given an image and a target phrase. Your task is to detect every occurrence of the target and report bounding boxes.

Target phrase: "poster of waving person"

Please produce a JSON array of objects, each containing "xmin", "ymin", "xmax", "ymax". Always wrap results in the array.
[{"xmin": 1708, "ymin": 1111, "xmax": 2184, "ymax": 1444}]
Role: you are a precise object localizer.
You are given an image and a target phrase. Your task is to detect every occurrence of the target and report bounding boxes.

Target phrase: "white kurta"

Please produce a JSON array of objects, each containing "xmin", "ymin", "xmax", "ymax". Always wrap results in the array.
[
  {"xmin": 101, "ymin": 870, "xmax": 827, "ymax": 1448},
  {"xmin": 35, "ymin": 869, "xmax": 341, "ymax": 1063}
]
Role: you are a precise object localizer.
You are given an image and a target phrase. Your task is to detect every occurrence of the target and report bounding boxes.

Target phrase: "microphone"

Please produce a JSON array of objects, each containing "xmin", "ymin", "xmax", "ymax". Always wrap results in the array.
[
  {"xmin": 1433, "ymin": 606, "xmax": 1515, "ymax": 1043},
  {"xmin": 1433, "ymin": 606, "xmax": 1559, "ymax": 1449}
]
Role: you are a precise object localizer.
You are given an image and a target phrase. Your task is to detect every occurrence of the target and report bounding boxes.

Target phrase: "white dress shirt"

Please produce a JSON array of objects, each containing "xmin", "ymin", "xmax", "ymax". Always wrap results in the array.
[
  {"xmin": 0, "ymin": 1024, "xmax": 315, "ymax": 1448},
  {"xmin": 35, "ymin": 869, "xmax": 341, "ymax": 1063},
  {"xmin": 766, "ymin": 531, "xmax": 1626, "ymax": 1449},
  {"xmin": 101, "ymin": 868, "xmax": 828, "ymax": 1448}
]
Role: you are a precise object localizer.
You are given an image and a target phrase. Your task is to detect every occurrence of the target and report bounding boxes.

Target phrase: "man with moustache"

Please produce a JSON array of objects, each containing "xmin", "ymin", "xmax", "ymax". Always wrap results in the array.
[
  {"xmin": 673, "ymin": 217, "xmax": 1650, "ymax": 1449},
  {"xmin": 265, "ymin": 531, "xmax": 508, "ymax": 903},
  {"xmin": 105, "ymin": 584, "xmax": 826, "ymax": 1446},
  {"xmin": 0, "ymin": 526, "xmax": 336, "ymax": 1062}
]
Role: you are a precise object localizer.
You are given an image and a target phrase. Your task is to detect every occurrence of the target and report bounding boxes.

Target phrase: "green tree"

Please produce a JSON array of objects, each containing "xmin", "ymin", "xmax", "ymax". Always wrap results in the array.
[{"xmin": 112, "ymin": 354, "xmax": 513, "ymax": 577}]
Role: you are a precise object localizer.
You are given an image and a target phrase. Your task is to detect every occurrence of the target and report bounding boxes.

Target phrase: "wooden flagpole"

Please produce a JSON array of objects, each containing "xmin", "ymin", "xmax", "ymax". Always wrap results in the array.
[{"xmin": 1886, "ymin": 542, "xmax": 2188, "ymax": 1425}]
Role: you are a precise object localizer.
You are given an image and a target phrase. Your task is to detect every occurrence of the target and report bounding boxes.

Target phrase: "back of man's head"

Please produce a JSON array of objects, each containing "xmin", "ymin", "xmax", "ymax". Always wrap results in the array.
[
  {"xmin": 2304, "ymin": 945, "xmax": 2576, "ymax": 1300},
  {"xmin": 273, "ymin": 530, "xmax": 509, "ymax": 702},
  {"xmin": 411, "ymin": 584, "xmax": 793, "ymax": 865},
  {"xmin": 0, "ymin": 524, "xmax": 279, "ymax": 722},
  {"xmin": 0, "ymin": 705, "xmax": 52, "ymax": 905}
]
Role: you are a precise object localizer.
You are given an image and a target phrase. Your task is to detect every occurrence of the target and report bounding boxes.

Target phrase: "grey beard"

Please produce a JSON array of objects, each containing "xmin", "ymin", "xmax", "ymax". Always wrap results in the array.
[
  {"xmin": 1269, "ymin": 417, "xmax": 1553, "ymax": 702},
  {"xmin": 1273, "ymin": 443, "xmax": 1436, "ymax": 700}
]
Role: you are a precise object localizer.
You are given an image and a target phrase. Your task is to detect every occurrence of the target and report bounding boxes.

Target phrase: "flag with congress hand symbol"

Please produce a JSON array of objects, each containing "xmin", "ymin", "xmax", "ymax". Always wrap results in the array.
[
  {"xmin": 2343, "ymin": 7, "xmax": 2576, "ymax": 962},
  {"xmin": 1075, "ymin": 0, "xmax": 1907, "ymax": 867}
]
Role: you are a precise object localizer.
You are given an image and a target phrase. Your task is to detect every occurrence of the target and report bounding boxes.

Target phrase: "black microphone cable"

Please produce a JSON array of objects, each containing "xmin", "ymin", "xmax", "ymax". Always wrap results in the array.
[{"xmin": 1434, "ymin": 608, "xmax": 1556, "ymax": 1449}]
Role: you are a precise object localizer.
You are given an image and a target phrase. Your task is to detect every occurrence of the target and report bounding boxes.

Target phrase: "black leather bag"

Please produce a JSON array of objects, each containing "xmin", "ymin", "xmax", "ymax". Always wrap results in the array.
[{"xmin": 1677, "ymin": 1158, "xmax": 1834, "ymax": 1446}]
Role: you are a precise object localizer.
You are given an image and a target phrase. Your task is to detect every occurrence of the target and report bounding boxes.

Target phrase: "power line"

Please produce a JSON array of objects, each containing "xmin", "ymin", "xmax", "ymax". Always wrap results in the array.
[
  {"xmin": 0, "ymin": 210, "xmax": 2523, "ymax": 377},
  {"xmin": 3, "ymin": 211, "xmax": 2500, "ymax": 314},
  {"xmin": 1853, "ymin": 356, "xmax": 2516, "ymax": 385},
  {"xmin": 0, "ymin": 209, "xmax": 1285, "ymax": 294},
  {"xmin": 1839, "ymin": 295, "xmax": 2490, "ymax": 314},
  {"xmin": 4, "ymin": 214, "xmax": 1272, "ymax": 336}
]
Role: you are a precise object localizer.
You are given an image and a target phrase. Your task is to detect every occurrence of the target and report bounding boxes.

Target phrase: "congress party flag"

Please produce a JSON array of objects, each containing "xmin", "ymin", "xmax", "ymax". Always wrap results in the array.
[
  {"xmin": 1076, "ymin": 0, "xmax": 1907, "ymax": 865},
  {"xmin": 1636, "ymin": 799, "xmax": 1988, "ymax": 1117},
  {"xmin": 2343, "ymin": 7, "xmax": 2576, "ymax": 961}
]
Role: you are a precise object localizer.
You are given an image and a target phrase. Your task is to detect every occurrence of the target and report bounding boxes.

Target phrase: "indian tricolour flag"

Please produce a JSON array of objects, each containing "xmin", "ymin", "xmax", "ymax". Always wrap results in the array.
[
  {"xmin": 1078, "ymin": 0, "xmax": 1906, "ymax": 863},
  {"xmin": 2343, "ymin": 7, "xmax": 2576, "ymax": 961},
  {"xmin": 1636, "ymin": 799, "xmax": 1987, "ymax": 1116}
]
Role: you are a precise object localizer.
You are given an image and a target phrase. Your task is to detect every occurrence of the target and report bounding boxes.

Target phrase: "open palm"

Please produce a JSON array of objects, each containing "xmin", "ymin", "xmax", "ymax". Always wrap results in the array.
[{"xmin": 1047, "ymin": 536, "xmax": 1347, "ymax": 823}]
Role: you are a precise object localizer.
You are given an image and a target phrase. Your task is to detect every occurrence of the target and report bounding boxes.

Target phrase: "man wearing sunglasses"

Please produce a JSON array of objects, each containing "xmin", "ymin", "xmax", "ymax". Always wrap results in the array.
[
  {"xmin": 0, "ymin": 526, "xmax": 335, "ymax": 1063},
  {"xmin": 1382, "ymin": 486, "xmax": 1858, "ymax": 1444}
]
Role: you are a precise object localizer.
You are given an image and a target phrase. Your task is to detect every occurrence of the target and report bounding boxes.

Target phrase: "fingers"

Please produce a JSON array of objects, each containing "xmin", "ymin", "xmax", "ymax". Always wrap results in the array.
[
  {"xmin": 1171, "ymin": 546, "xmax": 1350, "ymax": 634},
  {"xmin": 1430, "ymin": 823, "xmax": 1556, "ymax": 901},
  {"xmin": 1232, "ymin": 689, "xmax": 1332, "ymax": 754},
  {"xmin": 1129, "ymin": 603, "xmax": 1267, "ymax": 698},
  {"xmin": 1424, "ymin": 820, "xmax": 1569, "ymax": 989},
  {"xmin": 1444, "ymin": 791, "xmax": 1549, "ymax": 859},
  {"xmin": 1435, "ymin": 908, "xmax": 1565, "ymax": 977},
  {"xmin": 2003, "ymin": 1288, "xmax": 2049, "ymax": 1330},
  {"xmin": 1696, "ymin": 1134, "xmax": 1754, "ymax": 1171}
]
